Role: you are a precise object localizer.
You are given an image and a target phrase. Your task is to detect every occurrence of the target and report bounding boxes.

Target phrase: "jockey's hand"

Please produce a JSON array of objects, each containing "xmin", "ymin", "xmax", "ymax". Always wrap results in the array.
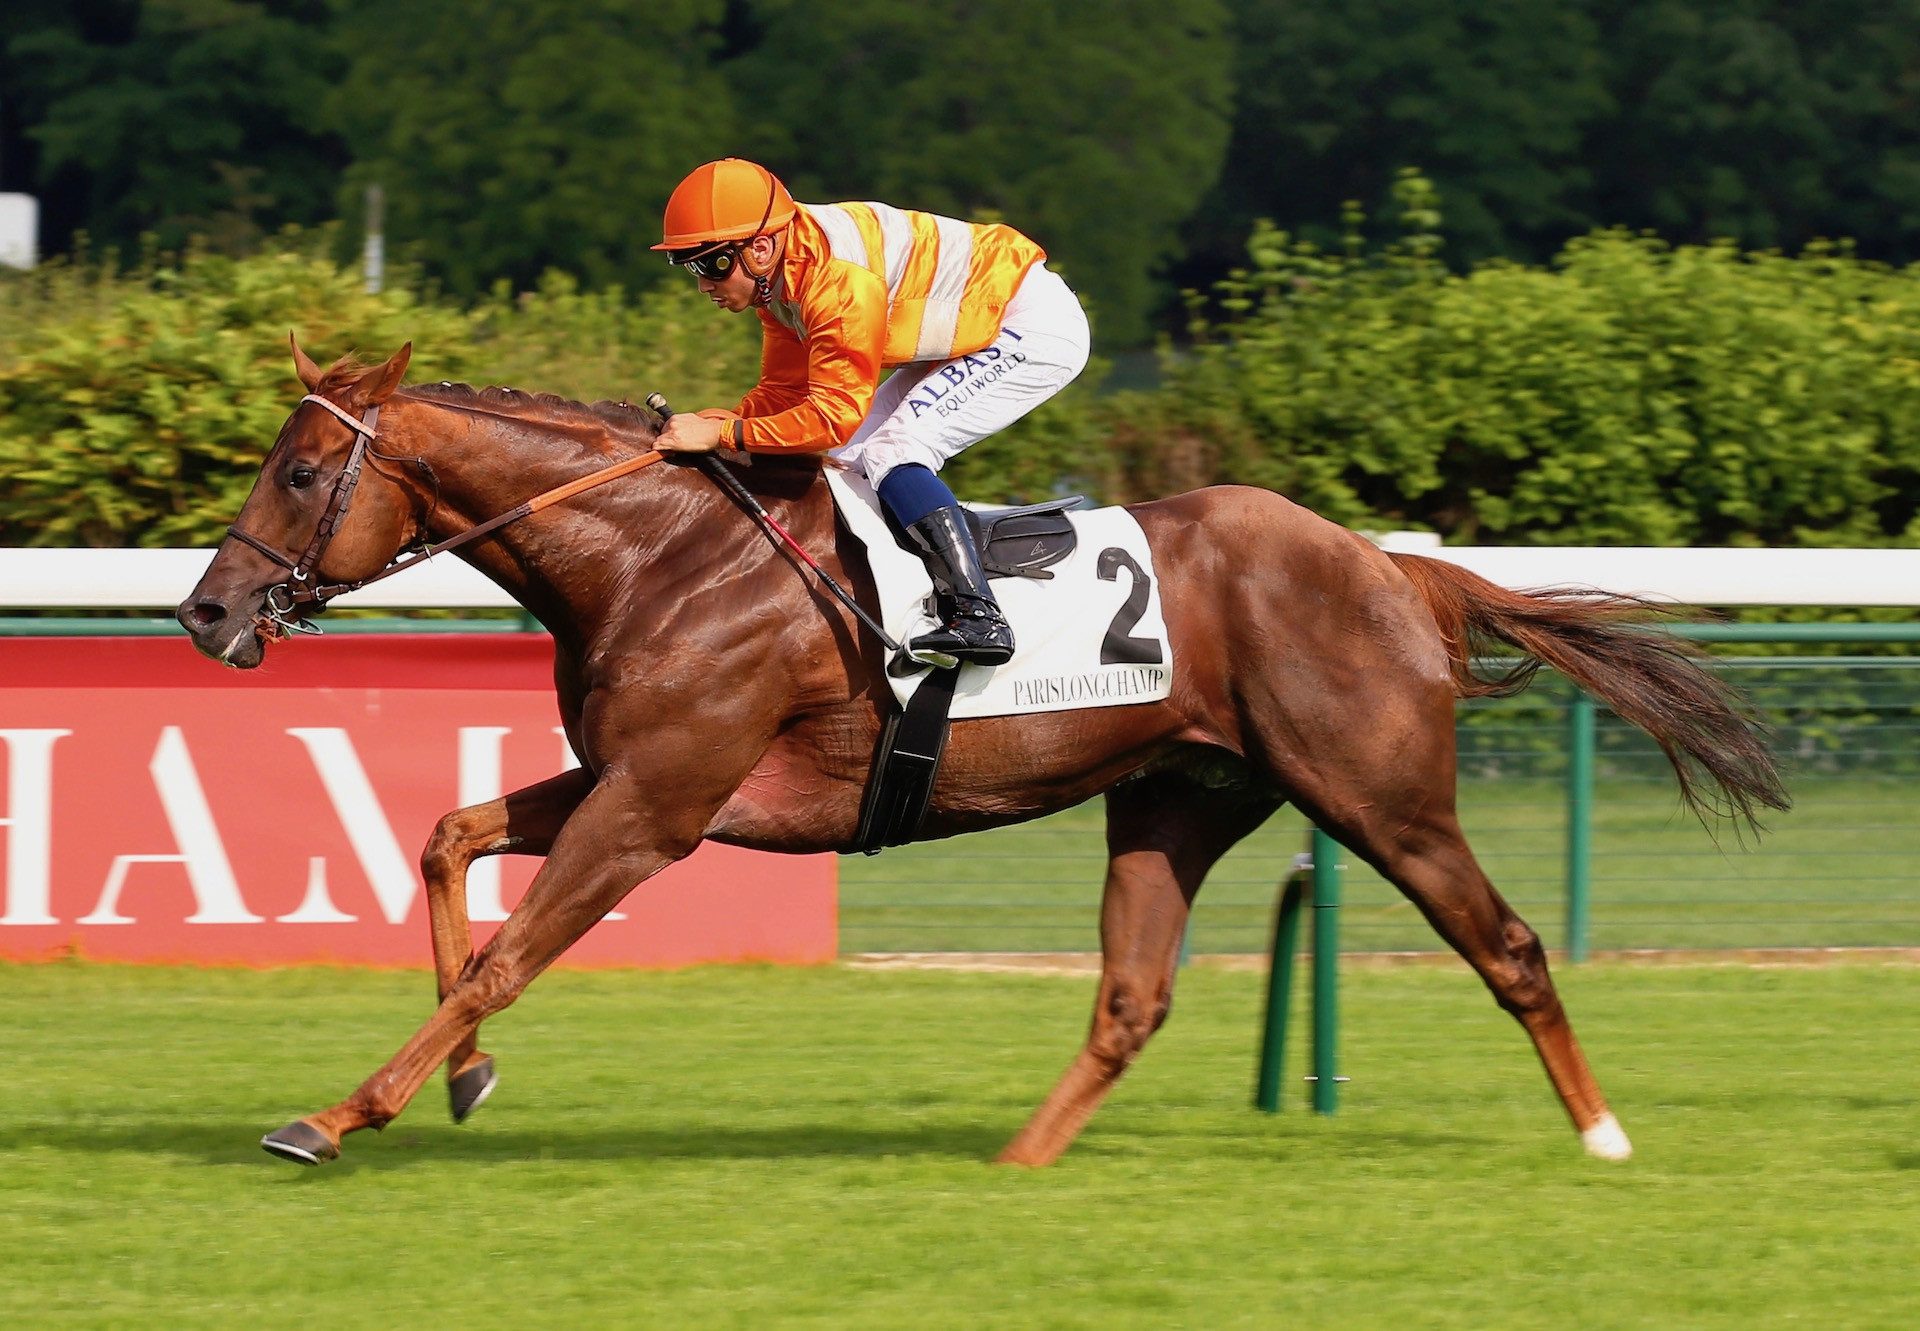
[{"xmin": 655, "ymin": 412, "xmax": 726, "ymax": 455}]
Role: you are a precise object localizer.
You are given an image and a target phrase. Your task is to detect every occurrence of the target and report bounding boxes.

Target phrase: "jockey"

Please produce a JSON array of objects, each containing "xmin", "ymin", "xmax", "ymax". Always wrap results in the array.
[{"xmin": 651, "ymin": 157, "xmax": 1092, "ymax": 667}]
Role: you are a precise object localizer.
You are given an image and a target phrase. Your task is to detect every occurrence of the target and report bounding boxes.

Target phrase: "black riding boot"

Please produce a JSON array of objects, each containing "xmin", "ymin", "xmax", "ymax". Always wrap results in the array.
[{"xmin": 902, "ymin": 505, "xmax": 1016, "ymax": 667}]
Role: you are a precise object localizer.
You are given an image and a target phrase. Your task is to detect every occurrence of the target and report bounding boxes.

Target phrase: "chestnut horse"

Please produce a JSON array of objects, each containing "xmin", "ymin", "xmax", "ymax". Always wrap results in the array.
[{"xmin": 179, "ymin": 340, "xmax": 1786, "ymax": 1167}]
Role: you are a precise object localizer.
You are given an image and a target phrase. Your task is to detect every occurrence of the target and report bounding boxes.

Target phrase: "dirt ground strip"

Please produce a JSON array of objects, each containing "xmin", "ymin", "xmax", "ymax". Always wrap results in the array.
[{"xmin": 845, "ymin": 947, "xmax": 1920, "ymax": 976}]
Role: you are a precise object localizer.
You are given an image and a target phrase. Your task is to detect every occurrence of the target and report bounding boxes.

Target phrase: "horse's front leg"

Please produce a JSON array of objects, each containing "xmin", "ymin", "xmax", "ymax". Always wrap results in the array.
[
  {"xmin": 262, "ymin": 771, "xmax": 705, "ymax": 1165},
  {"xmin": 418, "ymin": 767, "xmax": 593, "ymax": 1123}
]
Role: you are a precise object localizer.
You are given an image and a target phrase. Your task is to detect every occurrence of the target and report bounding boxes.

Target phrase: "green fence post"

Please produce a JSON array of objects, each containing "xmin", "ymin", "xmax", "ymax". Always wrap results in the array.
[
  {"xmin": 1254, "ymin": 868, "xmax": 1307, "ymax": 1112},
  {"xmin": 1309, "ymin": 827, "xmax": 1341, "ymax": 1114},
  {"xmin": 1565, "ymin": 690, "xmax": 1596, "ymax": 964}
]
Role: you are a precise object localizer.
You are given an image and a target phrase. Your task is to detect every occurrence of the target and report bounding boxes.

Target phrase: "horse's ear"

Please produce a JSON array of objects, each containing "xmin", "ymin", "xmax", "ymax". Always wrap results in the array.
[
  {"xmin": 290, "ymin": 332, "xmax": 324, "ymax": 391},
  {"xmin": 359, "ymin": 342, "xmax": 413, "ymax": 406}
]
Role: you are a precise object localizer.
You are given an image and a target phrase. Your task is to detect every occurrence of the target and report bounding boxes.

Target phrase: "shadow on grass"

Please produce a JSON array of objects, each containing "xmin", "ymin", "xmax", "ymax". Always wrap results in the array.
[
  {"xmin": 1842, "ymin": 1094, "xmax": 1919, "ymax": 1112},
  {"xmin": 0, "ymin": 1118, "xmax": 1011, "ymax": 1169},
  {"xmin": 1109, "ymin": 1112, "xmax": 1485, "ymax": 1154},
  {"xmin": 0, "ymin": 1115, "xmax": 1496, "ymax": 1173}
]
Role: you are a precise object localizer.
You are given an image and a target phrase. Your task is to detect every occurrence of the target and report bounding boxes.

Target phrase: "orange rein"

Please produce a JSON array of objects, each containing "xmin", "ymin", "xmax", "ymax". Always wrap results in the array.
[
  {"xmin": 305, "ymin": 448, "xmax": 666, "ymax": 604},
  {"xmin": 523, "ymin": 449, "xmax": 668, "ymax": 515}
]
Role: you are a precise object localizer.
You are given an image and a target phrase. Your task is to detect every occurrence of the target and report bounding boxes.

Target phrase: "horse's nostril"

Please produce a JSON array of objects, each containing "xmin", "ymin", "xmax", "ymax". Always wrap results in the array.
[{"xmin": 184, "ymin": 600, "xmax": 228, "ymax": 630}]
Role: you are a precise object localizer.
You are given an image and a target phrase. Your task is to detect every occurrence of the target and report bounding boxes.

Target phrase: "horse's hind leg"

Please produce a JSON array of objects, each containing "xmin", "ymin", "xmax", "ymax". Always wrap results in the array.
[
  {"xmin": 997, "ymin": 772, "xmax": 1276, "ymax": 1167},
  {"xmin": 1384, "ymin": 816, "xmax": 1630, "ymax": 1158},
  {"xmin": 418, "ymin": 768, "xmax": 592, "ymax": 1122},
  {"xmin": 1290, "ymin": 769, "xmax": 1632, "ymax": 1160}
]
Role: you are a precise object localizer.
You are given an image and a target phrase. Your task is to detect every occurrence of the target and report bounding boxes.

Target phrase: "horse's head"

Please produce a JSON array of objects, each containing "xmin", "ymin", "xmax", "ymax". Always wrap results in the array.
[{"xmin": 177, "ymin": 337, "xmax": 421, "ymax": 667}]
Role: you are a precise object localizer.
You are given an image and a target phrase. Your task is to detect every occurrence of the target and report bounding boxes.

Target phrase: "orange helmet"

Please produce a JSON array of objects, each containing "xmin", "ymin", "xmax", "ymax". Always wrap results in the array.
[{"xmin": 652, "ymin": 158, "xmax": 796, "ymax": 252}]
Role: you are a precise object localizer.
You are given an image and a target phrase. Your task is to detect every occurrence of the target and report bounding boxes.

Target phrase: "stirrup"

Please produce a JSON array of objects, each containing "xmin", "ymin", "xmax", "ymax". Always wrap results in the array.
[{"xmin": 909, "ymin": 596, "xmax": 1015, "ymax": 667}]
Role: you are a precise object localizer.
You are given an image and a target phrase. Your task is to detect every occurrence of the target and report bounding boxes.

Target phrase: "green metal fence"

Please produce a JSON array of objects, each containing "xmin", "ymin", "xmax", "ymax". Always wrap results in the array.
[{"xmin": 841, "ymin": 626, "xmax": 1920, "ymax": 957}]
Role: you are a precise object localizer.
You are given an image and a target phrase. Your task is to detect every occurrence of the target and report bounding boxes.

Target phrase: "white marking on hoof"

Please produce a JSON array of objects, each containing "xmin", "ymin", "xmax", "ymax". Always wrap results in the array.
[{"xmin": 1581, "ymin": 1113, "xmax": 1633, "ymax": 1161}]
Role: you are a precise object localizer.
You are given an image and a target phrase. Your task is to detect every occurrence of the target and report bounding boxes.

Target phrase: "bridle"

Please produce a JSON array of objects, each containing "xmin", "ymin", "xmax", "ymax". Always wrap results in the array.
[
  {"xmin": 226, "ymin": 391, "xmax": 666, "ymax": 636},
  {"xmin": 225, "ymin": 394, "xmax": 391, "ymax": 634}
]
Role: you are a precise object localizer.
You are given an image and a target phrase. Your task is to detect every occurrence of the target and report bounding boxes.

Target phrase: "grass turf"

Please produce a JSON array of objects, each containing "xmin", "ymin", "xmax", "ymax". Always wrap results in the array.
[{"xmin": 2, "ymin": 960, "xmax": 1916, "ymax": 1328}]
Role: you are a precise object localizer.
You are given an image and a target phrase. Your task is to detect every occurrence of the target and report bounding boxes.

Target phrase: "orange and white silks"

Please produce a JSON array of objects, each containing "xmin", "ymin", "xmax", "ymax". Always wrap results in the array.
[{"xmin": 736, "ymin": 202, "xmax": 1047, "ymax": 454}]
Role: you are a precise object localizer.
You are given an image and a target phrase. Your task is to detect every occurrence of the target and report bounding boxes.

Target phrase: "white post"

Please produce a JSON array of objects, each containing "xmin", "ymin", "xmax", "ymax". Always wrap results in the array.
[
  {"xmin": 0, "ymin": 193, "xmax": 38, "ymax": 270},
  {"xmin": 363, "ymin": 183, "xmax": 385, "ymax": 294}
]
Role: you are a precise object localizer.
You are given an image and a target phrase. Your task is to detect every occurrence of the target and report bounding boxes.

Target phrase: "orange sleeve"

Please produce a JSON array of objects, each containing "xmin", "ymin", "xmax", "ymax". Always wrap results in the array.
[
  {"xmin": 737, "ymin": 313, "xmax": 810, "ymax": 420},
  {"xmin": 738, "ymin": 264, "xmax": 887, "ymax": 454}
]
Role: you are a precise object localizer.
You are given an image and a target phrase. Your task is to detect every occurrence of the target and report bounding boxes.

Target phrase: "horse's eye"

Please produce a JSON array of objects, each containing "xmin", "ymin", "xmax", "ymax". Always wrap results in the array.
[{"xmin": 289, "ymin": 466, "xmax": 317, "ymax": 490}]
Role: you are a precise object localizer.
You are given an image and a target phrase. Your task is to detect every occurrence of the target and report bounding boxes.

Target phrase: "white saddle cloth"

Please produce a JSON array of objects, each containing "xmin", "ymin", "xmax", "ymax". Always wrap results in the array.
[{"xmin": 826, "ymin": 469, "xmax": 1174, "ymax": 719}]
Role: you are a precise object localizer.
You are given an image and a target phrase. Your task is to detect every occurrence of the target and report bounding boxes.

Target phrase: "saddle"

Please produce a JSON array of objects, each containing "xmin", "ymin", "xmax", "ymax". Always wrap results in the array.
[{"xmin": 962, "ymin": 496, "xmax": 1088, "ymax": 580}]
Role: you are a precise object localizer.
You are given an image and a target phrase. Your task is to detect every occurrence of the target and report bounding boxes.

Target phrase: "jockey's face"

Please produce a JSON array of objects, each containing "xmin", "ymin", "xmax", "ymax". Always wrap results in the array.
[{"xmin": 693, "ymin": 233, "xmax": 781, "ymax": 313}]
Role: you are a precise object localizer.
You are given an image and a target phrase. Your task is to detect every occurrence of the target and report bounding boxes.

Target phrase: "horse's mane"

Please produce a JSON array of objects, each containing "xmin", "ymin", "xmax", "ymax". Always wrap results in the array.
[
  {"xmin": 318, "ymin": 355, "xmax": 828, "ymax": 482},
  {"xmin": 314, "ymin": 354, "xmax": 660, "ymax": 442},
  {"xmin": 406, "ymin": 379, "xmax": 666, "ymax": 439}
]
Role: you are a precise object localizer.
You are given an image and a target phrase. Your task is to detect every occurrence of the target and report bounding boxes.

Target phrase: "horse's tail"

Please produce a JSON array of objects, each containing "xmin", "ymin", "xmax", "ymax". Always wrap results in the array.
[{"xmin": 1388, "ymin": 552, "xmax": 1791, "ymax": 831}]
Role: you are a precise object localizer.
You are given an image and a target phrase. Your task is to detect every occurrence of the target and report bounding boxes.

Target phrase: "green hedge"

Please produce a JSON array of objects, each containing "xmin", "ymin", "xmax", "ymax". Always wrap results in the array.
[
  {"xmin": 1103, "ymin": 172, "xmax": 1920, "ymax": 549},
  {"xmin": 8, "ymin": 197, "xmax": 1920, "ymax": 555},
  {"xmin": 0, "ymin": 237, "xmax": 769, "ymax": 547},
  {"xmin": 0, "ymin": 234, "xmax": 1095, "ymax": 546},
  {"xmin": 0, "ymin": 240, "xmax": 464, "ymax": 546}
]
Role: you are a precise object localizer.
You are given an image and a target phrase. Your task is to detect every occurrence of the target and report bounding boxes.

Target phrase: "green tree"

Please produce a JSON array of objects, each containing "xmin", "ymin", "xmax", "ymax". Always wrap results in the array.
[
  {"xmin": 1589, "ymin": 0, "xmax": 1920, "ymax": 260},
  {"xmin": 731, "ymin": 0, "xmax": 1234, "ymax": 346},
  {"xmin": 1182, "ymin": 1, "xmax": 1920, "ymax": 301},
  {"xmin": 329, "ymin": 0, "xmax": 738, "ymax": 298},
  {"xmin": 3, "ymin": 0, "xmax": 343, "ymax": 253},
  {"xmin": 1179, "ymin": 0, "xmax": 1610, "ymax": 291}
]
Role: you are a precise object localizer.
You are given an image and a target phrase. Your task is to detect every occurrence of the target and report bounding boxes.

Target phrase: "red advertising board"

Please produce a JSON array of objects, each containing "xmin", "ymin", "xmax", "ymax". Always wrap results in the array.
[{"xmin": 0, "ymin": 635, "xmax": 836, "ymax": 967}]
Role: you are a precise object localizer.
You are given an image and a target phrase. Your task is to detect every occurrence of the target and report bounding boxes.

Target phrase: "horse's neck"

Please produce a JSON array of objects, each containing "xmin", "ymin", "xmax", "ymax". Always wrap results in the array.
[
  {"xmin": 397, "ymin": 397, "xmax": 830, "ymax": 653},
  {"xmin": 401, "ymin": 398, "xmax": 694, "ymax": 641}
]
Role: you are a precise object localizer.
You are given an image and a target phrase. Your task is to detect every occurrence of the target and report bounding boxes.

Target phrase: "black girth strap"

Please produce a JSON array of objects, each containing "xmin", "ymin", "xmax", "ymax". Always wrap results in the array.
[{"xmin": 852, "ymin": 666, "xmax": 961, "ymax": 855}]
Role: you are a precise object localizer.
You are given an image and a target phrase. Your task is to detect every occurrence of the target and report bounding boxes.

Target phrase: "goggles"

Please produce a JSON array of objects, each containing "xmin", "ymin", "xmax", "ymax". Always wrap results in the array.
[{"xmin": 672, "ymin": 242, "xmax": 743, "ymax": 281}]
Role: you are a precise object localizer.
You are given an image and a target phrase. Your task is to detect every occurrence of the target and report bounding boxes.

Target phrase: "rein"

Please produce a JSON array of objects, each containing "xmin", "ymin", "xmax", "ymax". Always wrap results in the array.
[{"xmin": 229, "ymin": 392, "xmax": 665, "ymax": 633}]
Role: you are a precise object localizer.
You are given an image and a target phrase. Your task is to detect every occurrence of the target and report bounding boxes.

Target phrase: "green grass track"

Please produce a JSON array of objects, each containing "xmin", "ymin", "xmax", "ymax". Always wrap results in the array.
[{"xmin": 2, "ymin": 960, "xmax": 1916, "ymax": 1328}]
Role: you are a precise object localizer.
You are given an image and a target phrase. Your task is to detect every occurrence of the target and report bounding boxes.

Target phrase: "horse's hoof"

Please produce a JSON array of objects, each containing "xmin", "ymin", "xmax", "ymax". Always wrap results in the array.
[
  {"xmin": 261, "ymin": 1119, "xmax": 339, "ymax": 1166},
  {"xmin": 992, "ymin": 1139, "xmax": 1056, "ymax": 1168},
  {"xmin": 449, "ymin": 1056, "xmax": 498, "ymax": 1124},
  {"xmin": 1581, "ymin": 1112, "xmax": 1633, "ymax": 1161}
]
